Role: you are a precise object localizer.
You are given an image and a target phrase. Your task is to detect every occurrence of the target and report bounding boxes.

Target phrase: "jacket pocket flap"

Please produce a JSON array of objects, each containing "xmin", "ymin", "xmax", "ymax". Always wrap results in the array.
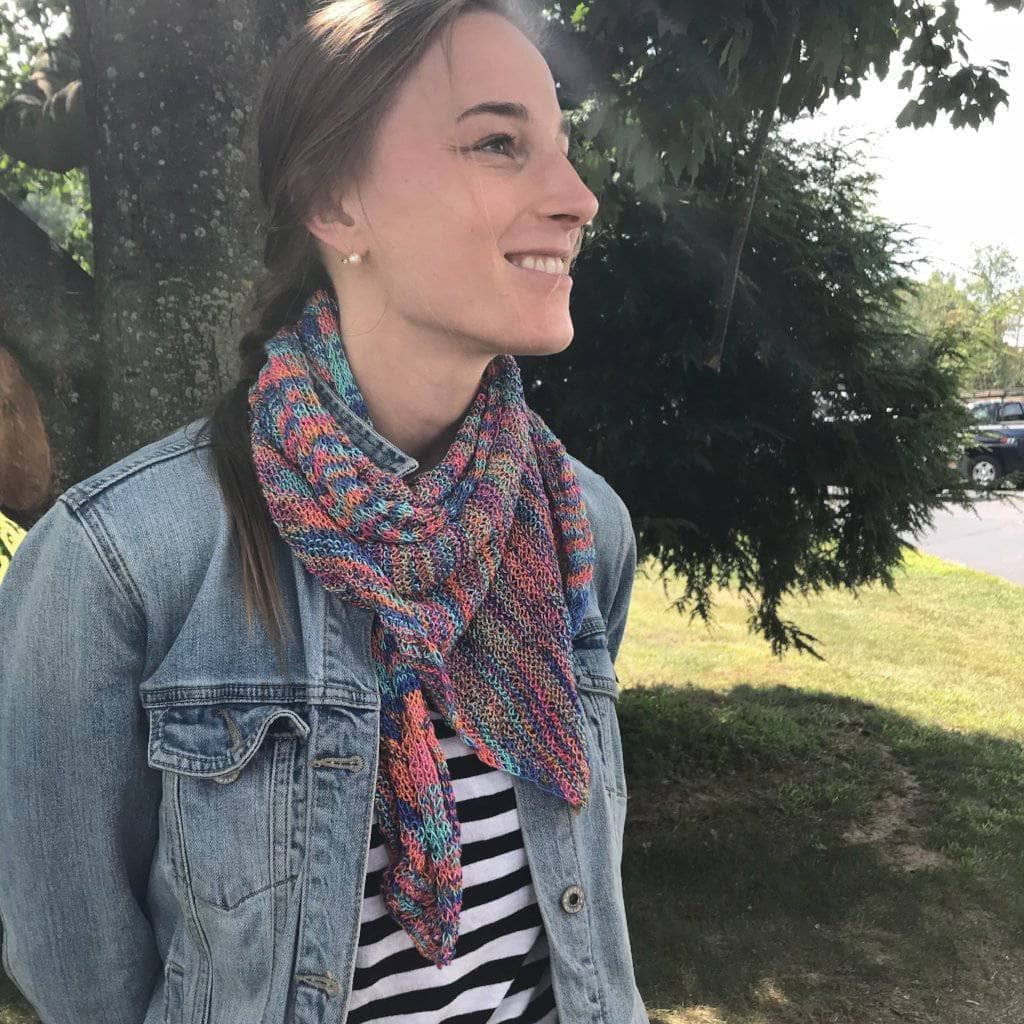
[{"xmin": 143, "ymin": 701, "xmax": 310, "ymax": 777}]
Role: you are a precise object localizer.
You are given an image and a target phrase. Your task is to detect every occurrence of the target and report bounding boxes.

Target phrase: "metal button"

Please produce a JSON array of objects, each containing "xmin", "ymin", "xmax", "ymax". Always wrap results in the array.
[{"xmin": 560, "ymin": 884, "xmax": 585, "ymax": 914}]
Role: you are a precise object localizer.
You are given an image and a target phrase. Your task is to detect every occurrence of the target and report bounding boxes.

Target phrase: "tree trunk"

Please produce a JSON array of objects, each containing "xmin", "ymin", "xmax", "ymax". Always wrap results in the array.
[{"xmin": 68, "ymin": 0, "xmax": 306, "ymax": 468}]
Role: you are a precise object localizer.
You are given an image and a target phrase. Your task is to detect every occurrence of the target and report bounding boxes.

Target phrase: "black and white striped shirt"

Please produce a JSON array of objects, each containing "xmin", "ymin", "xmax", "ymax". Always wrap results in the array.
[{"xmin": 345, "ymin": 712, "xmax": 559, "ymax": 1024}]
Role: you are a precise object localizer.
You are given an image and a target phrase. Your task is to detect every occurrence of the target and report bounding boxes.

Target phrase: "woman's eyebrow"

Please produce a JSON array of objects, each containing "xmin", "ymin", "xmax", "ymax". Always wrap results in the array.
[{"xmin": 456, "ymin": 100, "xmax": 570, "ymax": 141}]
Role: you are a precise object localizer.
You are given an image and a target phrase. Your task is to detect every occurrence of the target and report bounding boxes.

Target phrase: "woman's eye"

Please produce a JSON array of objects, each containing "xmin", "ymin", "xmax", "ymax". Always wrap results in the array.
[{"xmin": 474, "ymin": 134, "xmax": 517, "ymax": 157}]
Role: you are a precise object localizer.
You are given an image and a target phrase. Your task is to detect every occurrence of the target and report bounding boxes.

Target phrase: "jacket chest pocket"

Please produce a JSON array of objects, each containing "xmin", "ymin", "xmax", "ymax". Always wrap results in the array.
[
  {"xmin": 142, "ymin": 697, "xmax": 311, "ymax": 911},
  {"xmin": 573, "ymin": 617, "xmax": 628, "ymax": 801}
]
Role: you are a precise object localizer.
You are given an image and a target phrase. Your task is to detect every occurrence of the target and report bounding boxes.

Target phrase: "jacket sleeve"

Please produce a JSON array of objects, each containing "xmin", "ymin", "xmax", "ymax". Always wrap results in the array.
[
  {"xmin": 601, "ymin": 491, "xmax": 638, "ymax": 666},
  {"xmin": 0, "ymin": 498, "xmax": 161, "ymax": 1024}
]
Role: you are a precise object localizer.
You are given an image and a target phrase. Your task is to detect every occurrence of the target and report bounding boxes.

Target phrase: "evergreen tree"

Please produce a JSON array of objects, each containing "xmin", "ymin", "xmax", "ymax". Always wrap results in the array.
[{"xmin": 525, "ymin": 134, "xmax": 971, "ymax": 654}]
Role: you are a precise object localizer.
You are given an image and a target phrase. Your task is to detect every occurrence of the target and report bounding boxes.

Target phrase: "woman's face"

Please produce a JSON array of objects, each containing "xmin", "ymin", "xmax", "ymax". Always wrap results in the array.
[{"xmin": 320, "ymin": 10, "xmax": 600, "ymax": 358}]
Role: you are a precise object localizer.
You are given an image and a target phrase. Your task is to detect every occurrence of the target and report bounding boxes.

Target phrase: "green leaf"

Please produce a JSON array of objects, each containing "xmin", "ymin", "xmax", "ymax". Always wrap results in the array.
[
  {"xmin": 632, "ymin": 142, "xmax": 664, "ymax": 191},
  {"xmin": 570, "ymin": 3, "xmax": 590, "ymax": 27}
]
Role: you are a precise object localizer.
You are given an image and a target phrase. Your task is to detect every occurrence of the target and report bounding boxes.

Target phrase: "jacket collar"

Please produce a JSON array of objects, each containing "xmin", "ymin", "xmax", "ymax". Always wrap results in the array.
[{"xmin": 308, "ymin": 363, "xmax": 421, "ymax": 479}]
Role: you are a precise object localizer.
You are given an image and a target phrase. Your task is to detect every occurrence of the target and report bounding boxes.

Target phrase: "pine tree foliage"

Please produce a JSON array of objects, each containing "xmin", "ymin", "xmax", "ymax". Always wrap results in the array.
[{"xmin": 524, "ymin": 135, "xmax": 972, "ymax": 654}]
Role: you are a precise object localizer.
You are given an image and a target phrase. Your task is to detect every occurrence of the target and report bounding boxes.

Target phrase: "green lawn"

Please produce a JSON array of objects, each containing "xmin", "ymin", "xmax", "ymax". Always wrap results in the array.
[
  {"xmin": 620, "ymin": 549, "xmax": 1024, "ymax": 1024},
  {"xmin": 4, "ymin": 550, "xmax": 1024, "ymax": 1023}
]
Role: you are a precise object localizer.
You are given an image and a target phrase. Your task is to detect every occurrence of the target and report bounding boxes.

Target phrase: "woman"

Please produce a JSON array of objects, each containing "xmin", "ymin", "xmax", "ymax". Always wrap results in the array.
[{"xmin": 0, "ymin": 1, "xmax": 645, "ymax": 1022}]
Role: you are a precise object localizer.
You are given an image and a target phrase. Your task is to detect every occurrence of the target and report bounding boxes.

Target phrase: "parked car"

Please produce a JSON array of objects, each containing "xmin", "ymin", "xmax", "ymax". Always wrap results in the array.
[
  {"xmin": 966, "ymin": 398, "xmax": 1024, "ymax": 425},
  {"xmin": 958, "ymin": 424, "xmax": 1024, "ymax": 486}
]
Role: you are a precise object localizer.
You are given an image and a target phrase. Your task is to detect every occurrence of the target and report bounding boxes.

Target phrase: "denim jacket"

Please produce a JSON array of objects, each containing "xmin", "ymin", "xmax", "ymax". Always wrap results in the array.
[{"xmin": 0, "ymin": 400, "xmax": 645, "ymax": 1024}]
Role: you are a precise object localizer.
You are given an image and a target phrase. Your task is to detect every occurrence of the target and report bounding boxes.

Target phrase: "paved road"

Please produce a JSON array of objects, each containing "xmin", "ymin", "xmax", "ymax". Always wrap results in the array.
[{"xmin": 910, "ymin": 493, "xmax": 1024, "ymax": 585}]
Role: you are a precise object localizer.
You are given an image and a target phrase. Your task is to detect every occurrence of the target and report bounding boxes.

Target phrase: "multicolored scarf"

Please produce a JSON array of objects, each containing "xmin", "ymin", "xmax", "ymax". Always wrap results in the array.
[{"xmin": 247, "ymin": 286, "xmax": 595, "ymax": 966}]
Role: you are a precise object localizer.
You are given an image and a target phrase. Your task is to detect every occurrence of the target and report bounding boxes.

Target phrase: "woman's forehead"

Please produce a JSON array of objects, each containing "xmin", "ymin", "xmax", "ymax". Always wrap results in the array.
[{"xmin": 393, "ymin": 12, "xmax": 556, "ymax": 132}]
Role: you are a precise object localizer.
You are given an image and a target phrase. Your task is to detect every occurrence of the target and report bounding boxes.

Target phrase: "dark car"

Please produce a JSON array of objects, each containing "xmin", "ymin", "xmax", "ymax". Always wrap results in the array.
[
  {"xmin": 966, "ymin": 398, "xmax": 1024, "ymax": 426},
  {"xmin": 959, "ymin": 424, "xmax": 1024, "ymax": 486}
]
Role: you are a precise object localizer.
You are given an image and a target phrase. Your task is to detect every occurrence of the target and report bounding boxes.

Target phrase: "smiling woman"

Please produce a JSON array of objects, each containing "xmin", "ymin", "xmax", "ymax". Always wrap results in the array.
[
  {"xmin": 301, "ymin": 7, "xmax": 597, "ymax": 438},
  {"xmin": 0, "ymin": 1, "xmax": 645, "ymax": 1024}
]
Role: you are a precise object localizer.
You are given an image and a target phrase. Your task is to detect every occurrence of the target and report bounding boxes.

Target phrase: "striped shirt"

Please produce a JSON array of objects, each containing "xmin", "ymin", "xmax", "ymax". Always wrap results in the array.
[{"xmin": 345, "ymin": 711, "xmax": 559, "ymax": 1024}]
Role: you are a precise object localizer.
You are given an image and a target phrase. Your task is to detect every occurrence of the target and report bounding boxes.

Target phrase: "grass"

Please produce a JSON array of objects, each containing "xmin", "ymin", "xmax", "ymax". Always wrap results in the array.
[
  {"xmin": 4, "ymin": 549, "xmax": 1024, "ymax": 1022},
  {"xmin": 619, "ymin": 549, "xmax": 1024, "ymax": 1024}
]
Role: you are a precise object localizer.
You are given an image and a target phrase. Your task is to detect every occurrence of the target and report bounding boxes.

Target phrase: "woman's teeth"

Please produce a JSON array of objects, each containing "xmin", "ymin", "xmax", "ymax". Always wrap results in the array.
[{"xmin": 506, "ymin": 254, "xmax": 567, "ymax": 275}]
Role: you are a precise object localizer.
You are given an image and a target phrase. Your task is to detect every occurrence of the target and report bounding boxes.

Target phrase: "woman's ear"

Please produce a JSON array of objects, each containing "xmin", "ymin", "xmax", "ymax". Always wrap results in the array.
[{"xmin": 305, "ymin": 187, "xmax": 360, "ymax": 258}]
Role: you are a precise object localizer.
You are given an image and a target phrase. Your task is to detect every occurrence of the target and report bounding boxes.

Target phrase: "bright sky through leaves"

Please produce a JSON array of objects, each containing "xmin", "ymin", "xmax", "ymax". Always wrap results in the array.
[
  {"xmin": 782, "ymin": 0, "xmax": 1023, "ymax": 284},
  {"xmin": 3, "ymin": 2, "xmax": 1019, "ymax": 288}
]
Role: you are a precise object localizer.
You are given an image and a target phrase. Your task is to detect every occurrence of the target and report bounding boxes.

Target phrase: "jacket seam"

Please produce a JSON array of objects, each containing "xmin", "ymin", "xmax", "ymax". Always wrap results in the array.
[
  {"xmin": 612, "ymin": 493, "xmax": 631, "ymax": 593},
  {"xmin": 593, "ymin": 485, "xmax": 630, "ymax": 631},
  {"xmin": 61, "ymin": 421, "xmax": 212, "ymax": 512},
  {"xmin": 57, "ymin": 497, "xmax": 146, "ymax": 626}
]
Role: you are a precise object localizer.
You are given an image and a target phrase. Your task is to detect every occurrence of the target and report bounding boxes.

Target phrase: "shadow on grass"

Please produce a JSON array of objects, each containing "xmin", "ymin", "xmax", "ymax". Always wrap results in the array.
[
  {"xmin": 0, "ymin": 969, "xmax": 35, "ymax": 1024},
  {"xmin": 620, "ymin": 683, "xmax": 1024, "ymax": 1024}
]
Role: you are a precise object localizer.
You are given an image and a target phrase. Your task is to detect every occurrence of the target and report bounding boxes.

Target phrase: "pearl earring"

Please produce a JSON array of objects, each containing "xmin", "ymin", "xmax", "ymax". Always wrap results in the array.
[{"xmin": 344, "ymin": 252, "xmax": 363, "ymax": 264}]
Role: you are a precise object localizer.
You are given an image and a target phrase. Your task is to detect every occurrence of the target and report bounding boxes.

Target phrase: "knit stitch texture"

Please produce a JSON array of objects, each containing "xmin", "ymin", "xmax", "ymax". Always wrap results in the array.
[{"xmin": 247, "ymin": 287, "xmax": 595, "ymax": 966}]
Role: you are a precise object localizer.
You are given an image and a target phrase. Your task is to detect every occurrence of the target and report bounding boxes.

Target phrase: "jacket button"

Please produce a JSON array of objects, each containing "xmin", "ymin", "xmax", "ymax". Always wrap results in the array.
[{"xmin": 560, "ymin": 884, "xmax": 585, "ymax": 914}]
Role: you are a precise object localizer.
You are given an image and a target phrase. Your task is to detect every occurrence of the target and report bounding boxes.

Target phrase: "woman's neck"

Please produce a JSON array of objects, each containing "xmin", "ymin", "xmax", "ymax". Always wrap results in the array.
[{"xmin": 331, "ymin": 285, "xmax": 494, "ymax": 473}]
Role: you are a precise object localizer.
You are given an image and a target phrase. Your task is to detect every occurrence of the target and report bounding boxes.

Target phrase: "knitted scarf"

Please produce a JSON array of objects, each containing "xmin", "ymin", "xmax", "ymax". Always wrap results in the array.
[{"xmin": 247, "ymin": 286, "xmax": 595, "ymax": 966}]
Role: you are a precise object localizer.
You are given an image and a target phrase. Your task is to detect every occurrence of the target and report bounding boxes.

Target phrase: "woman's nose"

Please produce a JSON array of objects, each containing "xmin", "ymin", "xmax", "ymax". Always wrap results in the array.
[
  {"xmin": 565, "ymin": 158, "xmax": 600, "ymax": 226},
  {"xmin": 575, "ymin": 176, "xmax": 600, "ymax": 227},
  {"xmin": 545, "ymin": 152, "xmax": 600, "ymax": 229}
]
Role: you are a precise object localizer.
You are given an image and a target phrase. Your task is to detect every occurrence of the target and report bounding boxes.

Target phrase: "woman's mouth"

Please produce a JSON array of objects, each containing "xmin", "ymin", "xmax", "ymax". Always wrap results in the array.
[{"xmin": 504, "ymin": 253, "xmax": 572, "ymax": 284}]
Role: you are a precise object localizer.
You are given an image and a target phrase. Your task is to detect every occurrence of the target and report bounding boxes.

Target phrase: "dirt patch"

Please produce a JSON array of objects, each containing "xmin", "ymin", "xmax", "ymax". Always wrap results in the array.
[
  {"xmin": 841, "ymin": 752, "xmax": 950, "ymax": 872},
  {"xmin": 648, "ymin": 1010, "xmax": 730, "ymax": 1024}
]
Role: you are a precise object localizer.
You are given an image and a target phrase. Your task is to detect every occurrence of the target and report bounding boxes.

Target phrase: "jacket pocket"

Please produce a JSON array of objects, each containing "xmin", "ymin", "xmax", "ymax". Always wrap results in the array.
[
  {"xmin": 573, "ymin": 620, "xmax": 628, "ymax": 801},
  {"xmin": 142, "ymin": 695, "xmax": 311, "ymax": 911}
]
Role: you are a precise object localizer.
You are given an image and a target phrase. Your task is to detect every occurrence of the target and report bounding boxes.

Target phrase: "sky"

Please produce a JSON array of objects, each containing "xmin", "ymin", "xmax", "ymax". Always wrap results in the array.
[{"xmin": 780, "ymin": 0, "xmax": 1024, "ymax": 285}]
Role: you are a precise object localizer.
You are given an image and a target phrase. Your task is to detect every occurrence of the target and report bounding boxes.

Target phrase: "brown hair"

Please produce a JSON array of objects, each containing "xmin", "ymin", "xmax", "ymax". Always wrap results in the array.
[{"xmin": 205, "ymin": 0, "xmax": 562, "ymax": 665}]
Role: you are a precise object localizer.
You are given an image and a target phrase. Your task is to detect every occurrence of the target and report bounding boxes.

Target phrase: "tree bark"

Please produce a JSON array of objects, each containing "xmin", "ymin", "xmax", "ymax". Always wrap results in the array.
[{"xmin": 68, "ymin": 0, "xmax": 307, "ymax": 468}]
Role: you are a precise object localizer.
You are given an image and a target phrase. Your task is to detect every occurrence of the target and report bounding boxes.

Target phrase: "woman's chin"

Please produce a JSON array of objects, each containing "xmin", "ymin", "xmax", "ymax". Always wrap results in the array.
[{"xmin": 502, "ymin": 320, "xmax": 575, "ymax": 357}]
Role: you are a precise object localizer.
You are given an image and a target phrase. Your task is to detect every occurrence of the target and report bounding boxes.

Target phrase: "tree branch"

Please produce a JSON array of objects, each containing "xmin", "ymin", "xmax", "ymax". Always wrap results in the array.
[
  {"xmin": 703, "ymin": 2, "xmax": 802, "ymax": 372},
  {"xmin": 0, "ymin": 64, "xmax": 89, "ymax": 172},
  {"xmin": 0, "ymin": 194, "xmax": 100, "ymax": 496}
]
